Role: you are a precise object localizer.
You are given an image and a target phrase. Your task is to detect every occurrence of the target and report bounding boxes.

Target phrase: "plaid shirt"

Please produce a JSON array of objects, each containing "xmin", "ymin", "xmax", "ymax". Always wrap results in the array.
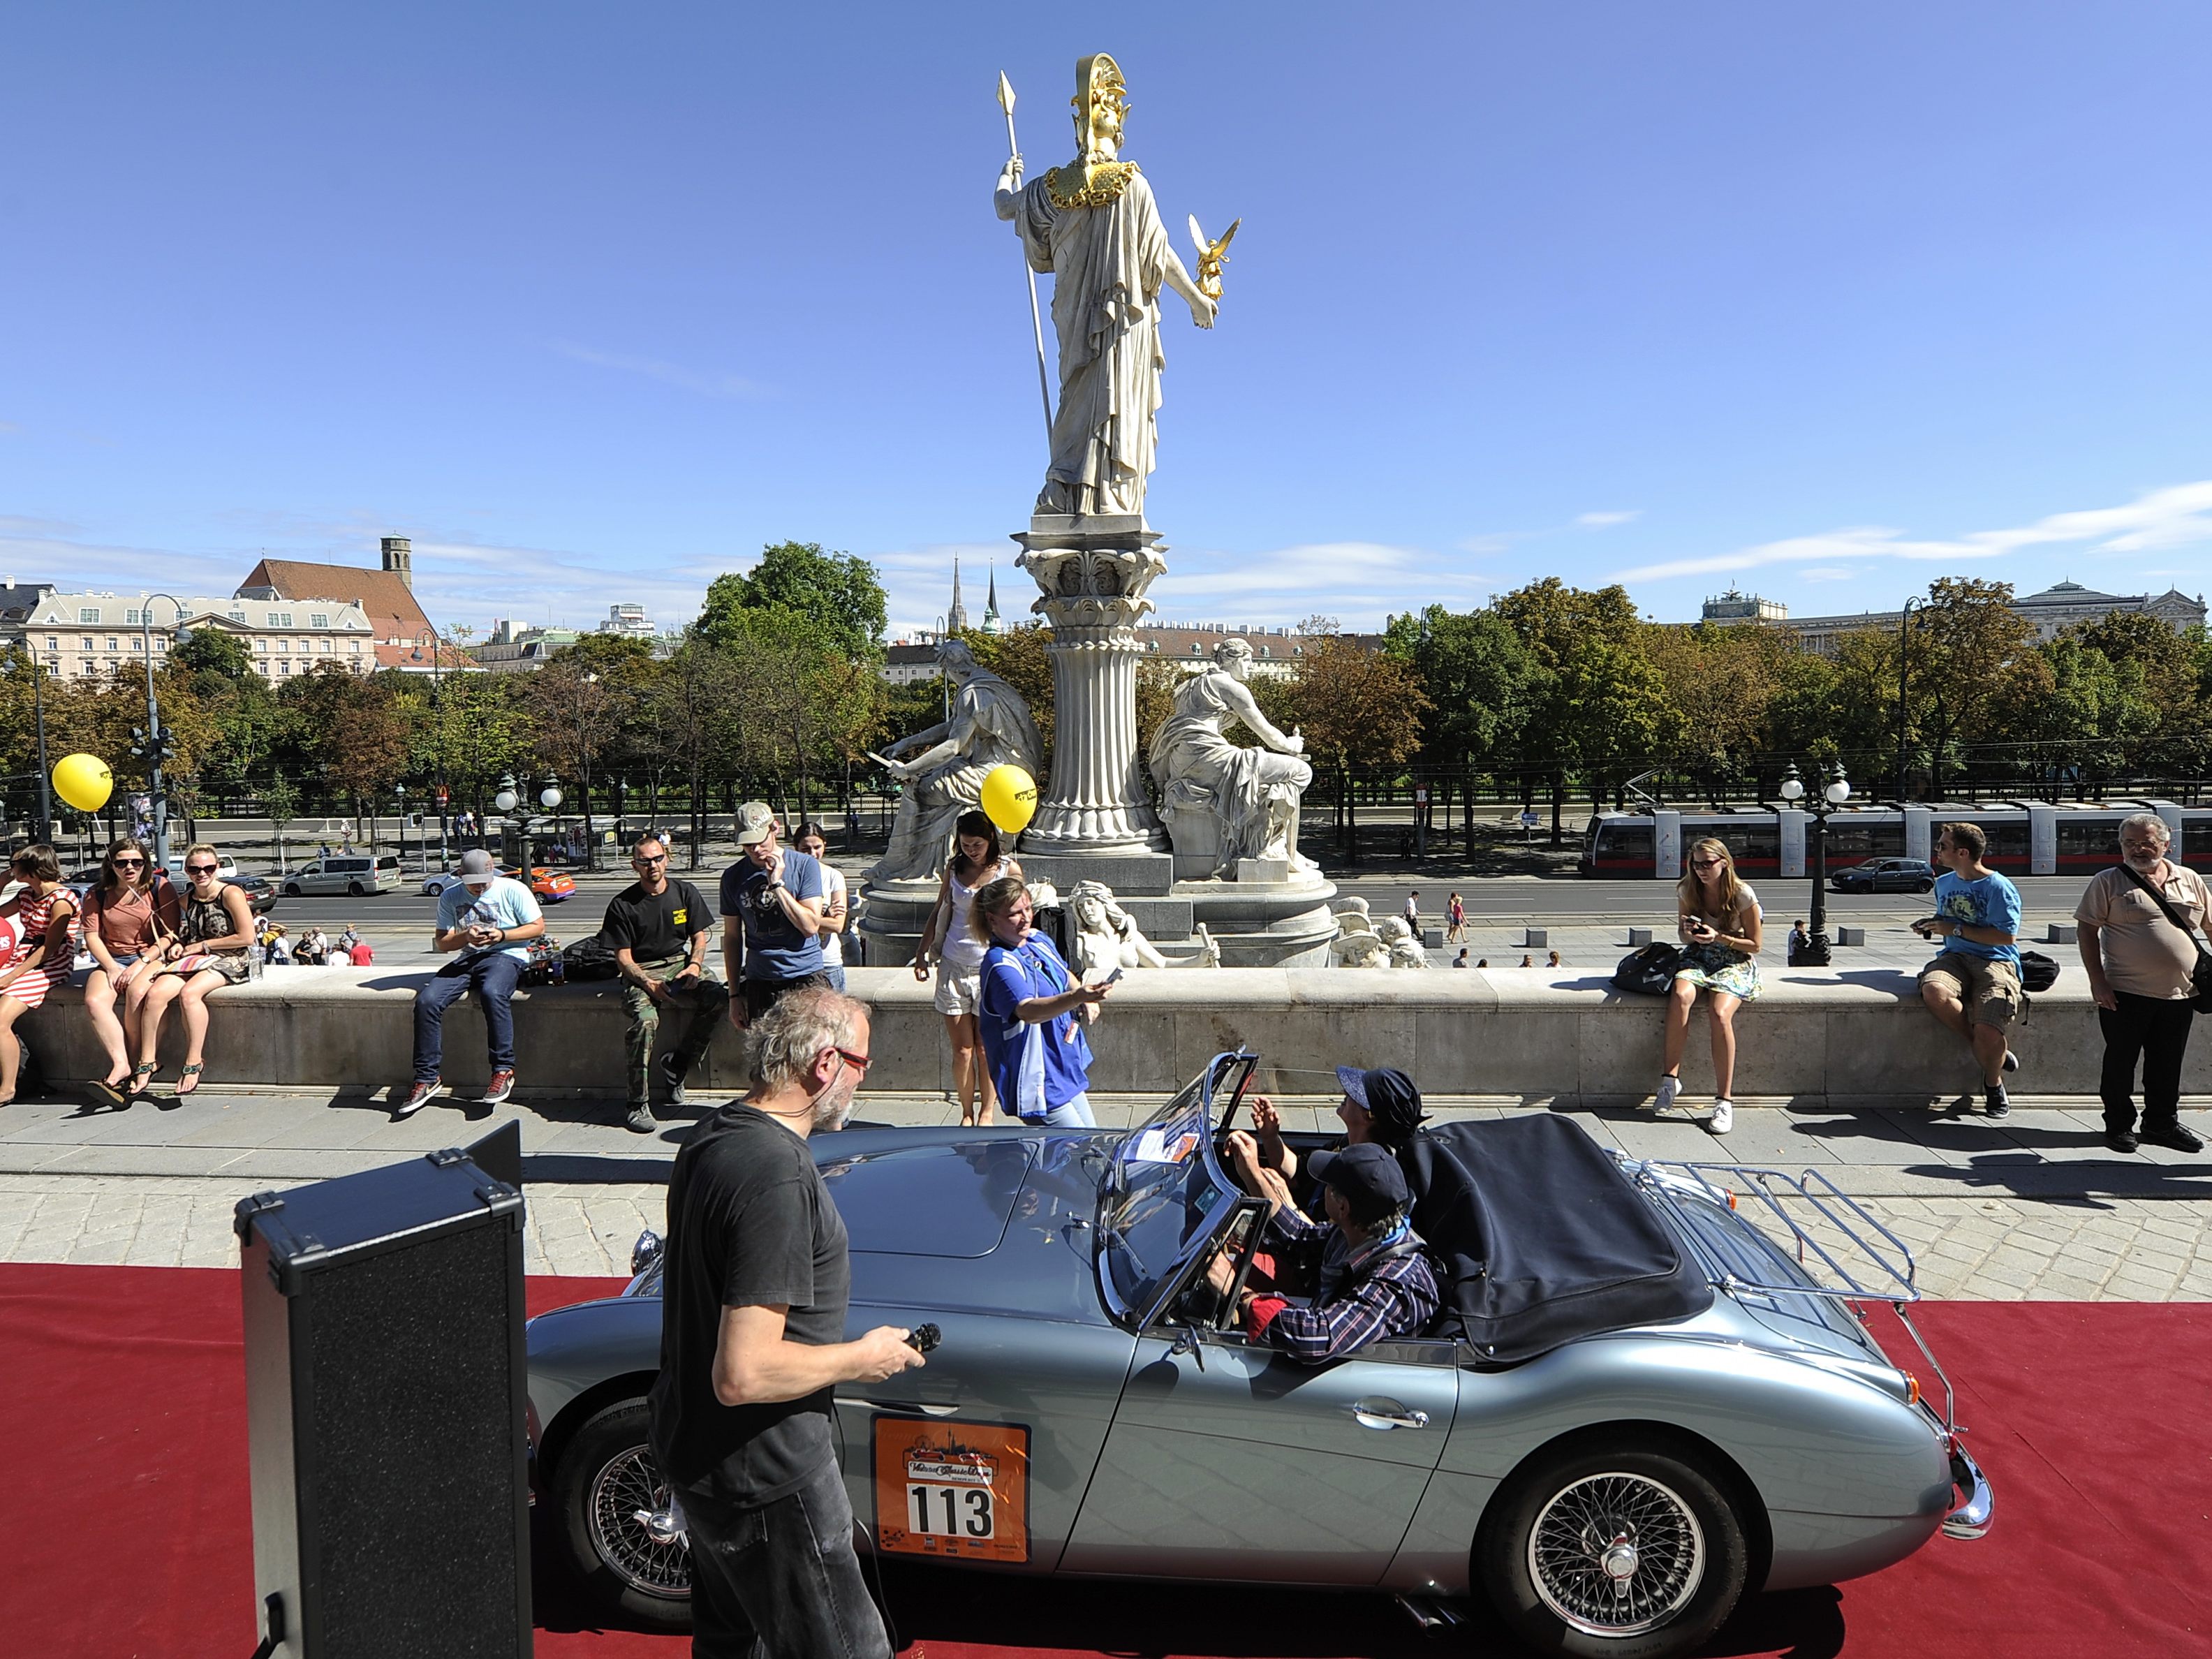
[{"xmin": 1245, "ymin": 1206, "xmax": 1442, "ymax": 1362}]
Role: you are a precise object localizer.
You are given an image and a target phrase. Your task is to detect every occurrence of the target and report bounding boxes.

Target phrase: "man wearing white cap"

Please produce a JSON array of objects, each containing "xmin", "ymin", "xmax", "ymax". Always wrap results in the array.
[{"xmin": 396, "ymin": 847, "xmax": 545, "ymax": 1116}]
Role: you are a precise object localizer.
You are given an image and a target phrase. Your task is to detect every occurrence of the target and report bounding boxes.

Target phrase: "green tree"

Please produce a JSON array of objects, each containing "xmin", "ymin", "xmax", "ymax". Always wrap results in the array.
[
  {"xmin": 1490, "ymin": 578, "xmax": 1658, "ymax": 839},
  {"xmin": 174, "ymin": 628, "xmax": 253, "ymax": 679},
  {"xmin": 264, "ymin": 769, "xmax": 300, "ymax": 872},
  {"xmin": 698, "ymin": 541, "xmax": 889, "ymax": 658},
  {"xmin": 1383, "ymin": 605, "xmax": 1547, "ymax": 842},
  {"xmin": 1288, "ymin": 636, "xmax": 1431, "ymax": 860}
]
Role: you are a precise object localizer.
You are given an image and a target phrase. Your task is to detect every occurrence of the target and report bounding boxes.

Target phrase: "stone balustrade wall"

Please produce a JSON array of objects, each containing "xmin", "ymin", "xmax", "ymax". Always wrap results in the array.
[{"xmin": 18, "ymin": 966, "xmax": 2172, "ymax": 1105}]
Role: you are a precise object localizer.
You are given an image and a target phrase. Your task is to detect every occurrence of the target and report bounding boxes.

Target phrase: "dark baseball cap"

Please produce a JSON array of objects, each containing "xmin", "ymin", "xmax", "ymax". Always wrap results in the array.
[
  {"xmin": 1335, "ymin": 1066, "xmax": 1428, "ymax": 1137},
  {"xmin": 1307, "ymin": 1142, "xmax": 1410, "ymax": 1220}
]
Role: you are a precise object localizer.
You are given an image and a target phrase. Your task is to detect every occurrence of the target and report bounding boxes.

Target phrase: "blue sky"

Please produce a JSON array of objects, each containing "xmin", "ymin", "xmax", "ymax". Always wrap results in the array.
[{"xmin": 4, "ymin": 3, "xmax": 2210, "ymax": 642}]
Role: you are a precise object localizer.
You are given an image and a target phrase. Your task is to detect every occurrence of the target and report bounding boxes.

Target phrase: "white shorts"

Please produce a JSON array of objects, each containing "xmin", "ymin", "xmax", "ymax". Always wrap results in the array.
[{"xmin": 933, "ymin": 960, "xmax": 985, "ymax": 1017}]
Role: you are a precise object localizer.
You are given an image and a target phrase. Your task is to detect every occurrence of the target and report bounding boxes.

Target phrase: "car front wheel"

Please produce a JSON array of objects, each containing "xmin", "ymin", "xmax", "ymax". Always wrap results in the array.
[
  {"xmin": 550, "ymin": 1399, "xmax": 692, "ymax": 1632},
  {"xmin": 1477, "ymin": 1438, "xmax": 1748, "ymax": 1659},
  {"xmin": 283, "ymin": 883, "xmax": 301, "ymax": 897}
]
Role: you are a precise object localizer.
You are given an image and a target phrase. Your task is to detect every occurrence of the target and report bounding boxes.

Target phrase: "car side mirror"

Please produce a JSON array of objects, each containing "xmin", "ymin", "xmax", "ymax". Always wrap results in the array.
[{"xmin": 631, "ymin": 1229, "xmax": 664, "ymax": 1276}]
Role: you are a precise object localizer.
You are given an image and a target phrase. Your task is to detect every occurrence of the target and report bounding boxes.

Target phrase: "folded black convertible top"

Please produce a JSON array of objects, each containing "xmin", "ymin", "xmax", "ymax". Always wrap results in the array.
[{"xmin": 1403, "ymin": 1115, "xmax": 1713, "ymax": 1362}]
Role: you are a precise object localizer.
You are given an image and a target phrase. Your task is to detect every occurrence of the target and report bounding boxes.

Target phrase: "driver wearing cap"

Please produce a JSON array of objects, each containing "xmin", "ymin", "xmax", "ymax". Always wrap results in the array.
[{"xmin": 1206, "ymin": 1142, "xmax": 1440, "ymax": 1363}]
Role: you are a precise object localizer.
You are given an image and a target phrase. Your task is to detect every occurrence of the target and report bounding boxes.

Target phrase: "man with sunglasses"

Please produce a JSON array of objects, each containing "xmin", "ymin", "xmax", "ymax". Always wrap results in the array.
[
  {"xmin": 649, "ymin": 986, "xmax": 919, "ymax": 1659},
  {"xmin": 604, "ymin": 834, "xmax": 730, "ymax": 1134}
]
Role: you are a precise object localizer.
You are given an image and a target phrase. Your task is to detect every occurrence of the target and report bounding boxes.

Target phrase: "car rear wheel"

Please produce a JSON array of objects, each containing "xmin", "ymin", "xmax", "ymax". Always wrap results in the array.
[
  {"xmin": 283, "ymin": 882, "xmax": 301, "ymax": 897},
  {"xmin": 551, "ymin": 1399, "xmax": 692, "ymax": 1631},
  {"xmin": 1477, "ymin": 1438, "xmax": 1748, "ymax": 1659},
  {"xmin": 347, "ymin": 880, "xmax": 367, "ymax": 895}
]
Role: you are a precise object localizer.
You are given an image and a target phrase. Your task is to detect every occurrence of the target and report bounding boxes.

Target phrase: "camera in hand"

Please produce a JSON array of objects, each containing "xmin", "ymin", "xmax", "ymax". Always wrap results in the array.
[{"xmin": 907, "ymin": 1323, "xmax": 942, "ymax": 1354}]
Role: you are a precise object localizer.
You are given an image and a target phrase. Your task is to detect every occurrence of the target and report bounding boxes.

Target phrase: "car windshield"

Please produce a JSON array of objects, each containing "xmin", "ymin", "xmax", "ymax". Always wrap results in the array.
[{"xmin": 1098, "ymin": 1052, "xmax": 1248, "ymax": 1320}]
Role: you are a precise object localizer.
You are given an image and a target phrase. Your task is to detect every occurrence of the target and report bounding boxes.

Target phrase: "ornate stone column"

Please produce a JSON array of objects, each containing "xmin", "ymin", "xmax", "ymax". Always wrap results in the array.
[{"xmin": 1013, "ymin": 516, "xmax": 1169, "ymax": 855}]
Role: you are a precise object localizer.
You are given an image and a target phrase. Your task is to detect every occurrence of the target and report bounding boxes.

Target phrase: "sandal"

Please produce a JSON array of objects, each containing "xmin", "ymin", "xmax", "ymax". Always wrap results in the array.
[
  {"xmin": 173, "ymin": 1062, "xmax": 204, "ymax": 1099},
  {"xmin": 128, "ymin": 1061, "xmax": 159, "ymax": 1099}
]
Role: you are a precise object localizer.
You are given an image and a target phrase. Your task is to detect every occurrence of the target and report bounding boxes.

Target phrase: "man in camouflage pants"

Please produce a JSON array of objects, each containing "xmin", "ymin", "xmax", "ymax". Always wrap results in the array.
[{"xmin": 604, "ymin": 834, "xmax": 730, "ymax": 1133}]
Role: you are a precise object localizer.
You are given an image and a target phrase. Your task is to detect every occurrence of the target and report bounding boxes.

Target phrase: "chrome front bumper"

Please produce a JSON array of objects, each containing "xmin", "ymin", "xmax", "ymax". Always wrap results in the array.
[{"xmin": 1942, "ymin": 1440, "xmax": 1993, "ymax": 1540}]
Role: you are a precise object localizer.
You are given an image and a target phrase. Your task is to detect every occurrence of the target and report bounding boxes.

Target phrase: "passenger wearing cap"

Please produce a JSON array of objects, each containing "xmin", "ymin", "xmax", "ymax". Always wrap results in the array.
[
  {"xmin": 1224, "ymin": 1064, "xmax": 1430, "ymax": 1204},
  {"xmin": 1204, "ymin": 1142, "xmax": 1440, "ymax": 1363},
  {"xmin": 396, "ymin": 847, "xmax": 546, "ymax": 1118}
]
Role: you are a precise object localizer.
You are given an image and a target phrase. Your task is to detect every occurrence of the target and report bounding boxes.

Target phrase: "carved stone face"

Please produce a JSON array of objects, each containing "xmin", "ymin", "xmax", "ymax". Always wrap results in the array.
[{"xmin": 1214, "ymin": 641, "xmax": 1255, "ymax": 683}]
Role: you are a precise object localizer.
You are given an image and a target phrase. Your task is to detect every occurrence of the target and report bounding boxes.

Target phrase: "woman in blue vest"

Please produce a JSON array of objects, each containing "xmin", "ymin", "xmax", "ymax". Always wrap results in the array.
[{"xmin": 971, "ymin": 875, "xmax": 1114, "ymax": 1127}]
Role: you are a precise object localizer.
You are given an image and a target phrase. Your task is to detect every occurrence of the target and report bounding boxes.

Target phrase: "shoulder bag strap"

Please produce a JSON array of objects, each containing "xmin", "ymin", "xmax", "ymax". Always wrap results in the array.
[{"xmin": 2116, "ymin": 862, "xmax": 2212, "ymax": 954}]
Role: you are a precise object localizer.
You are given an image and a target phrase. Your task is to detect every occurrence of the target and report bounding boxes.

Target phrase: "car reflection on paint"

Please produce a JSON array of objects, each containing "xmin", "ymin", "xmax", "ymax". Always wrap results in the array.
[{"xmin": 524, "ymin": 1053, "xmax": 1991, "ymax": 1658}]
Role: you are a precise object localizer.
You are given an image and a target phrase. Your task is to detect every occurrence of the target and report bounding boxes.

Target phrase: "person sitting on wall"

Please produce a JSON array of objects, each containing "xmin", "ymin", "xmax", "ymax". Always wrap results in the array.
[{"xmin": 1202, "ymin": 1143, "xmax": 1440, "ymax": 1363}]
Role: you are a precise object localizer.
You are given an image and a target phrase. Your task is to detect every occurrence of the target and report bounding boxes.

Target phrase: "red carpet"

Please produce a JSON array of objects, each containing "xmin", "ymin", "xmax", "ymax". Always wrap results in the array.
[{"xmin": 0, "ymin": 1265, "xmax": 2203, "ymax": 1658}]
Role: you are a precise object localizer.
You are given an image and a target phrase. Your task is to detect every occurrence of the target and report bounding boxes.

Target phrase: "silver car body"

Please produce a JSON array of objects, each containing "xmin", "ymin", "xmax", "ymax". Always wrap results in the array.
[{"xmin": 526, "ymin": 1053, "xmax": 1987, "ymax": 1611}]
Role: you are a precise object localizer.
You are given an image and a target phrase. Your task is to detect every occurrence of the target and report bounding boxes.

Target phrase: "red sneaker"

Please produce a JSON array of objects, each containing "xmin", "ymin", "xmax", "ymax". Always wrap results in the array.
[
  {"xmin": 482, "ymin": 1069, "xmax": 516, "ymax": 1106},
  {"xmin": 394, "ymin": 1078, "xmax": 445, "ymax": 1119}
]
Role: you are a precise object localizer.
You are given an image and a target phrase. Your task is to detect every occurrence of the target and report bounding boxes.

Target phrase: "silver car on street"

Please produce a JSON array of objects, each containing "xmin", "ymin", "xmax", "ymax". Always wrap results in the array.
[{"xmin": 525, "ymin": 1052, "xmax": 1991, "ymax": 1658}]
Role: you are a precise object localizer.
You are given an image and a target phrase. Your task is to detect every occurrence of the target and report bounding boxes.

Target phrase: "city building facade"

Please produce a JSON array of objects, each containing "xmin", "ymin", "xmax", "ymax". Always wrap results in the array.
[
  {"xmin": 235, "ymin": 536, "xmax": 447, "ymax": 670},
  {"xmin": 1699, "ymin": 581, "xmax": 2207, "ymax": 656},
  {"xmin": 6, "ymin": 592, "xmax": 377, "ymax": 680}
]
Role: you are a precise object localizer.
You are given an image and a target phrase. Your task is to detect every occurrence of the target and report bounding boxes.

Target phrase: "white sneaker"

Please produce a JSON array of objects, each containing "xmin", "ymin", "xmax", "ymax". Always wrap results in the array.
[
  {"xmin": 1653, "ymin": 1075, "xmax": 1681, "ymax": 1114},
  {"xmin": 1707, "ymin": 1099, "xmax": 1734, "ymax": 1135}
]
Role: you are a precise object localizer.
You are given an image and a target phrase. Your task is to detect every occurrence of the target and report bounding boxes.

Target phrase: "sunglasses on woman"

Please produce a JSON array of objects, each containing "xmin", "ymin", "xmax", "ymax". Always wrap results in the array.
[
  {"xmin": 112, "ymin": 857, "xmax": 145, "ymax": 869},
  {"xmin": 186, "ymin": 864, "xmax": 219, "ymax": 876}
]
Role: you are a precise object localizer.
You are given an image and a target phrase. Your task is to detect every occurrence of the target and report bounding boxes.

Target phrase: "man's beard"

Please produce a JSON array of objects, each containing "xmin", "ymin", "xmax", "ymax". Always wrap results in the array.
[
  {"xmin": 809, "ymin": 1069, "xmax": 862, "ymax": 1133},
  {"xmin": 2126, "ymin": 848, "xmax": 2165, "ymax": 871}
]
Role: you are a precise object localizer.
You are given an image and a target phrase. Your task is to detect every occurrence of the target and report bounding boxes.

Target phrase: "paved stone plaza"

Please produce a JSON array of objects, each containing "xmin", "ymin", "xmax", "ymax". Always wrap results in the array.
[{"xmin": 2, "ymin": 1087, "xmax": 2204, "ymax": 1302}]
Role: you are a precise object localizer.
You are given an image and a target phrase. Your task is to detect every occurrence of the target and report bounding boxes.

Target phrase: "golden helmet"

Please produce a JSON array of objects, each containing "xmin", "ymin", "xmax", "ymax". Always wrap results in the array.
[{"xmin": 1070, "ymin": 52, "xmax": 1128, "ymax": 162}]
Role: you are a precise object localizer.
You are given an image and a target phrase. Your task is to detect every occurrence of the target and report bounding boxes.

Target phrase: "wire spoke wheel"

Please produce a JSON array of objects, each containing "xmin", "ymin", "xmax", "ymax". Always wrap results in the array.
[
  {"xmin": 587, "ymin": 1445, "xmax": 693, "ymax": 1598},
  {"xmin": 1527, "ymin": 1470, "xmax": 1705, "ymax": 1637}
]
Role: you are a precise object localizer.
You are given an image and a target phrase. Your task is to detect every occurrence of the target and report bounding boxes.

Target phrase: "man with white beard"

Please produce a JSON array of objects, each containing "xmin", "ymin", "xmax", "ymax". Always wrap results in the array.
[
  {"xmin": 2076, "ymin": 813, "xmax": 2209, "ymax": 1155},
  {"xmin": 648, "ymin": 987, "xmax": 922, "ymax": 1658}
]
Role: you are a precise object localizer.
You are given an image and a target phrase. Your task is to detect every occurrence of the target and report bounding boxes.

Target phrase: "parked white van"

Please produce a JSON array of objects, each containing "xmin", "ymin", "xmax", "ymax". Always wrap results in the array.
[{"xmin": 280, "ymin": 854, "xmax": 402, "ymax": 897}]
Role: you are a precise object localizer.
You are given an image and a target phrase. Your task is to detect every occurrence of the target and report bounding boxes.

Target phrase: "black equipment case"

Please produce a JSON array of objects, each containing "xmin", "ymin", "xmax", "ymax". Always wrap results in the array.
[{"xmin": 235, "ymin": 1123, "xmax": 531, "ymax": 1658}]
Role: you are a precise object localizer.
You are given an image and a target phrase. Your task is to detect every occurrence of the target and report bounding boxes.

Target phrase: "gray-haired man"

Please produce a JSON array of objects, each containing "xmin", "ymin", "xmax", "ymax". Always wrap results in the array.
[
  {"xmin": 649, "ymin": 986, "xmax": 919, "ymax": 1659},
  {"xmin": 2075, "ymin": 813, "xmax": 2209, "ymax": 1154}
]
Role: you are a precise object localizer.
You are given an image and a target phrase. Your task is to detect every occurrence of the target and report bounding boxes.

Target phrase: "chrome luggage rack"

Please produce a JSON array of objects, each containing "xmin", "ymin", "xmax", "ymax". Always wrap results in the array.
[{"xmin": 1621, "ymin": 1157, "xmax": 1963, "ymax": 1439}]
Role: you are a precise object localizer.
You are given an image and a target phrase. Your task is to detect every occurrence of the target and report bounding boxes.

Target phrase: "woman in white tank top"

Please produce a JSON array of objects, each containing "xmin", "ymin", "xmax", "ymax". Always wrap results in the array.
[{"xmin": 912, "ymin": 809, "xmax": 1022, "ymax": 1126}]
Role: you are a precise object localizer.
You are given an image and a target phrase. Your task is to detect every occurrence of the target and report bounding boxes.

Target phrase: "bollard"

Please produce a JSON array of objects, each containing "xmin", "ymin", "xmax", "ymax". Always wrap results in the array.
[
  {"xmin": 2046, "ymin": 922, "xmax": 2077, "ymax": 944},
  {"xmin": 1836, "ymin": 926, "xmax": 1866, "ymax": 947},
  {"xmin": 1524, "ymin": 927, "xmax": 1548, "ymax": 948},
  {"xmin": 1628, "ymin": 927, "xmax": 1654, "ymax": 947}
]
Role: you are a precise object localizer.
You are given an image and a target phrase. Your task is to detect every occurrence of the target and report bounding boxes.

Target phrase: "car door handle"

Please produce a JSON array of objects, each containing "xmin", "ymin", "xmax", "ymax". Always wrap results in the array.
[
  {"xmin": 839, "ymin": 1397, "xmax": 958, "ymax": 1418},
  {"xmin": 1349, "ymin": 1400, "xmax": 1430, "ymax": 1431}
]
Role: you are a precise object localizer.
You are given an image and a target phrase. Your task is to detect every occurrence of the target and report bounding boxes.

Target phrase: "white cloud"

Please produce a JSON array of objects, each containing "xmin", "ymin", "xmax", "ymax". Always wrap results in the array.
[
  {"xmin": 1575, "ymin": 510, "xmax": 1640, "ymax": 529},
  {"xmin": 1799, "ymin": 566, "xmax": 1859, "ymax": 582},
  {"xmin": 1614, "ymin": 480, "xmax": 2212, "ymax": 583},
  {"xmin": 552, "ymin": 342, "xmax": 772, "ymax": 401}
]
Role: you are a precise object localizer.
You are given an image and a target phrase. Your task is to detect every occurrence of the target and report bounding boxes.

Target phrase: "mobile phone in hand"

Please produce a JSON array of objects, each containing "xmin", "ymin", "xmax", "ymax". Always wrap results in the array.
[{"xmin": 1101, "ymin": 966, "xmax": 1124, "ymax": 986}]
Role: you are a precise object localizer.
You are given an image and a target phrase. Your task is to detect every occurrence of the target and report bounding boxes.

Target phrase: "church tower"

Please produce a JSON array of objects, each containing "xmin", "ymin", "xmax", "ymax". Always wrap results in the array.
[
  {"xmin": 983, "ymin": 560, "xmax": 1003, "ymax": 635},
  {"xmin": 945, "ymin": 557, "xmax": 970, "ymax": 635}
]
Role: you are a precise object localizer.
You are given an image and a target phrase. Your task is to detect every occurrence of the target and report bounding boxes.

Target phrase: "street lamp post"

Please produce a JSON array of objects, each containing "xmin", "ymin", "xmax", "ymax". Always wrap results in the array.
[
  {"xmin": 540, "ymin": 778, "xmax": 564, "ymax": 862},
  {"xmin": 136, "ymin": 593, "xmax": 190, "ymax": 868},
  {"xmin": 31, "ymin": 654, "xmax": 50, "ymax": 836},
  {"xmin": 1780, "ymin": 760, "xmax": 1852, "ymax": 966},
  {"xmin": 408, "ymin": 631, "xmax": 450, "ymax": 871},
  {"xmin": 1896, "ymin": 597, "xmax": 1925, "ymax": 803},
  {"xmin": 395, "ymin": 783, "xmax": 409, "ymax": 876}
]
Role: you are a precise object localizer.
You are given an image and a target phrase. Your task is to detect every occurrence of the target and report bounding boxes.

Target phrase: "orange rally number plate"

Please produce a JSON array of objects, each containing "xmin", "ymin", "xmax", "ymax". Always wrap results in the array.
[{"xmin": 872, "ymin": 1416, "xmax": 1031, "ymax": 1564}]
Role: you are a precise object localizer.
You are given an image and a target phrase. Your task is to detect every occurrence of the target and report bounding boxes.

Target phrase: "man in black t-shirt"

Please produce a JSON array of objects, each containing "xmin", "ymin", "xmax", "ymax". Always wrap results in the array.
[
  {"xmin": 603, "ymin": 834, "xmax": 732, "ymax": 1135},
  {"xmin": 648, "ymin": 985, "xmax": 920, "ymax": 1659}
]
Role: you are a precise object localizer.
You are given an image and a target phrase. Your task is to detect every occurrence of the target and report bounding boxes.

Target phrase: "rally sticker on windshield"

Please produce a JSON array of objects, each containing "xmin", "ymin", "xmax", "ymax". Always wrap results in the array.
[{"xmin": 872, "ymin": 1417, "xmax": 1031, "ymax": 1563}]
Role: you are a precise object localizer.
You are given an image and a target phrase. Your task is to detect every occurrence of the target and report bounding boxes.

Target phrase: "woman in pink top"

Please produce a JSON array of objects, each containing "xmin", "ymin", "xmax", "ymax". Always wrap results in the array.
[
  {"xmin": 0, "ymin": 844, "xmax": 76, "ymax": 1105},
  {"xmin": 80, "ymin": 838, "xmax": 181, "ymax": 1107}
]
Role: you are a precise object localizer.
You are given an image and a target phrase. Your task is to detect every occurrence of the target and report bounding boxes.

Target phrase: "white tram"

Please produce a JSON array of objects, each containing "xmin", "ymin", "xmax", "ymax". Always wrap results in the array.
[{"xmin": 1579, "ymin": 799, "xmax": 2207, "ymax": 879}]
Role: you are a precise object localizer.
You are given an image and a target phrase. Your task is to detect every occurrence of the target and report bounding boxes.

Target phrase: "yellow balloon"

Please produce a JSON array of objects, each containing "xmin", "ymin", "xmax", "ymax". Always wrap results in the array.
[
  {"xmin": 978, "ymin": 764, "xmax": 1038, "ymax": 835},
  {"xmin": 52, "ymin": 752, "xmax": 113, "ymax": 813}
]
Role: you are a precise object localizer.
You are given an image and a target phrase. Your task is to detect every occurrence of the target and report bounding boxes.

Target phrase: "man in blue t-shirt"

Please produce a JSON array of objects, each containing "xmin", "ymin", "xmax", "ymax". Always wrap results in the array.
[
  {"xmin": 719, "ymin": 802, "xmax": 830, "ymax": 1029},
  {"xmin": 397, "ymin": 846, "xmax": 546, "ymax": 1117},
  {"xmin": 1915, "ymin": 820, "xmax": 2024, "ymax": 1118}
]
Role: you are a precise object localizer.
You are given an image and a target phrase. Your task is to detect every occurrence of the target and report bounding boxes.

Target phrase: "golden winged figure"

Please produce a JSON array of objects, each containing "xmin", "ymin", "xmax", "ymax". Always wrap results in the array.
[{"xmin": 1188, "ymin": 214, "xmax": 1240, "ymax": 303}]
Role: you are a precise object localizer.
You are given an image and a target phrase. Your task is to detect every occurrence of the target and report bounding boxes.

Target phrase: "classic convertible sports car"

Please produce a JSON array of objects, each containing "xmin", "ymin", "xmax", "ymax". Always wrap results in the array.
[{"xmin": 525, "ymin": 1052, "xmax": 1991, "ymax": 1658}]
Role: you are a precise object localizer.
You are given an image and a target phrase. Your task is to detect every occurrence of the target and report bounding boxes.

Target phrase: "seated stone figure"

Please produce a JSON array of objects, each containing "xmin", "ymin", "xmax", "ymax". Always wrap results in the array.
[
  {"xmin": 1147, "ymin": 638, "xmax": 1319, "ymax": 880},
  {"xmin": 870, "ymin": 641, "xmax": 1043, "ymax": 885}
]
